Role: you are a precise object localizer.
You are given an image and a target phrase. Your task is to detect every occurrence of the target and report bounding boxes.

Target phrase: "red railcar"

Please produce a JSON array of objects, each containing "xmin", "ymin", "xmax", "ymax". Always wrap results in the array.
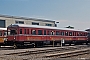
[
  {"xmin": 0, "ymin": 28, "xmax": 7, "ymax": 45},
  {"xmin": 7, "ymin": 24, "xmax": 89, "ymax": 47}
]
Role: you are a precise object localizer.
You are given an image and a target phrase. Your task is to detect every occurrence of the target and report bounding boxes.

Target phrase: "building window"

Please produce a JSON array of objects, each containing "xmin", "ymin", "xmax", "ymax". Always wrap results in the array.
[
  {"xmin": 0, "ymin": 20, "xmax": 5, "ymax": 28},
  {"xmin": 15, "ymin": 21, "xmax": 18, "ymax": 24},
  {"xmin": 32, "ymin": 22, "xmax": 39, "ymax": 25},
  {"xmin": 19, "ymin": 21, "xmax": 24, "ymax": 24},
  {"xmin": 15, "ymin": 21, "xmax": 24, "ymax": 24},
  {"xmin": 45, "ymin": 24, "xmax": 52, "ymax": 26}
]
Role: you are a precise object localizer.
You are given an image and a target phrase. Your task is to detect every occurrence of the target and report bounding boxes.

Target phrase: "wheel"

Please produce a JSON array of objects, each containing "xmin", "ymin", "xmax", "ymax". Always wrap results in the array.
[
  {"xmin": 62, "ymin": 43, "xmax": 65, "ymax": 46},
  {"xmin": 69, "ymin": 44, "xmax": 71, "ymax": 46},
  {"xmin": 86, "ymin": 42, "xmax": 88, "ymax": 45}
]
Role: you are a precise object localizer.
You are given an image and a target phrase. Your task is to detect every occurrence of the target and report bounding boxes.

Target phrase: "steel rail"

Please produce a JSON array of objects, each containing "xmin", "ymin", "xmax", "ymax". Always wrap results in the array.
[{"xmin": 43, "ymin": 48, "xmax": 90, "ymax": 58}]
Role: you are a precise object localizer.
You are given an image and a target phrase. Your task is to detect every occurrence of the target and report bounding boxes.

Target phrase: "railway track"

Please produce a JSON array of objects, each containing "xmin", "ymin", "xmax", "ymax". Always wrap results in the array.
[
  {"xmin": 43, "ymin": 48, "xmax": 90, "ymax": 58},
  {"xmin": 4, "ymin": 45, "xmax": 90, "ymax": 57},
  {"xmin": 0, "ymin": 45, "xmax": 90, "ymax": 60}
]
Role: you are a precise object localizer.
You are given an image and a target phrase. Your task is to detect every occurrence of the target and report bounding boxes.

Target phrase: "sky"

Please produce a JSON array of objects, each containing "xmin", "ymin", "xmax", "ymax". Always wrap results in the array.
[{"xmin": 0, "ymin": 0, "xmax": 90, "ymax": 30}]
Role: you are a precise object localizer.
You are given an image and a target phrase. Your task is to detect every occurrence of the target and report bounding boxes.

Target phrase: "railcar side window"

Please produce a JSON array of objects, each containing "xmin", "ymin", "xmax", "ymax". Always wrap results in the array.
[
  {"xmin": 73, "ymin": 32, "xmax": 75, "ymax": 36},
  {"xmin": 4, "ymin": 32, "xmax": 7, "ymax": 36},
  {"xmin": 47, "ymin": 30, "xmax": 50, "ymax": 35},
  {"xmin": 74, "ymin": 32, "xmax": 76, "ymax": 36},
  {"xmin": 24, "ymin": 29, "xmax": 26, "ymax": 34},
  {"xmin": 56, "ymin": 31, "xmax": 59, "ymax": 35},
  {"xmin": 80, "ymin": 33, "xmax": 82, "ymax": 36},
  {"xmin": 86, "ymin": 33, "xmax": 88, "ymax": 36},
  {"xmin": 10, "ymin": 30, "xmax": 17, "ymax": 35},
  {"xmin": 20, "ymin": 29, "xmax": 22, "ymax": 34},
  {"xmin": 50, "ymin": 31, "xmax": 54, "ymax": 35},
  {"xmin": 82, "ymin": 33, "xmax": 84, "ymax": 36},
  {"xmin": 83, "ymin": 33, "xmax": 86, "ymax": 36},
  {"xmin": 61, "ymin": 32, "xmax": 64, "ymax": 36},
  {"xmin": 84, "ymin": 33, "xmax": 85, "ymax": 36},
  {"xmin": 77, "ymin": 33, "xmax": 80, "ymax": 36},
  {"xmin": 44, "ymin": 30, "xmax": 46, "ymax": 35},
  {"xmin": 38, "ymin": 30, "xmax": 42, "ymax": 35},
  {"xmin": 7, "ymin": 30, "xmax": 10, "ymax": 35},
  {"xmin": 31, "ymin": 30, "xmax": 36, "ymax": 35},
  {"xmin": 87, "ymin": 33, "xmax": 90, "ymax": 37},
  {"xmin": 69, "ymin": 32, "xmax": 72, "ymax": 36},
  {"xmin": 65, "ymin": 32, "xmax": 68, "ymax": 36},
  {"xmin": 27, "ymin": 29, "xmax": 29, "ymax": 34}
]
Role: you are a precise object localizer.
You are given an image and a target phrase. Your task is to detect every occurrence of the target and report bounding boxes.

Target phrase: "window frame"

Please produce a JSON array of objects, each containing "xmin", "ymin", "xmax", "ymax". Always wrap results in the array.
[
  {"xmin": 31, "ymin": 29, "xmax": 36, "ymax": 35},
  {"xmin": 20, "ymin": 29, "xmax": 22, "ymax": 34},
  {"xmin": 38, "ymin": 30, "xmax": 43, "ymax": 35}
]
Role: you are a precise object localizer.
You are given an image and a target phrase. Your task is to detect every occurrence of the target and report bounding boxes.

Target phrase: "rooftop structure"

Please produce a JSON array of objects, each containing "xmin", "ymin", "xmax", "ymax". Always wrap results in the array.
[{"xmin": 0, "ymin": 14, "xmax": 56, "ymax": 28}]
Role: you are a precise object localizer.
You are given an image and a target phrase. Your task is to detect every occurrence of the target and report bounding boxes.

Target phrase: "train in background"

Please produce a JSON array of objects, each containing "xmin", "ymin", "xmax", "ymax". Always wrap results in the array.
[
  {"xmin": 0, "ymin": 28, "xmax": 7, "ymax": 46},
  {"xmin": 5, "ymin": 24, "xmax": 90, "ymax": 48}
]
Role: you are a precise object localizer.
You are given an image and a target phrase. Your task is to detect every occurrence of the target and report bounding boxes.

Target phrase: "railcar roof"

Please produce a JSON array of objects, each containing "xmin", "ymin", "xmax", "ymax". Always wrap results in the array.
[
  {"xmin": 0, "ymin": 28, "xmax": 7, "ymax": 30},
  {"xmin": 8, "ymin": 24, "xmax": 87, "ymax": 32}
]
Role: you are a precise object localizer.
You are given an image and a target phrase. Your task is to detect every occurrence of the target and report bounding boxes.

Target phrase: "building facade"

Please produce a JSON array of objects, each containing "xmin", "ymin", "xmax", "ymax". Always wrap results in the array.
[{"xmin": 0, "ymin": 15, "xmax": 56, "ymax": 28}]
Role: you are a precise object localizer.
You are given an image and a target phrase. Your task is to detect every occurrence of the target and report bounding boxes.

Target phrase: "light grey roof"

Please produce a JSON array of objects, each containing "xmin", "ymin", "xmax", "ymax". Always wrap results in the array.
[
  {"xmin": 8, "ymin": 24, "xmax": 87, "ymax": 32},
  {"xmin": 0, "ymin": 14, "xmax": 55, "ymax": 23}
]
